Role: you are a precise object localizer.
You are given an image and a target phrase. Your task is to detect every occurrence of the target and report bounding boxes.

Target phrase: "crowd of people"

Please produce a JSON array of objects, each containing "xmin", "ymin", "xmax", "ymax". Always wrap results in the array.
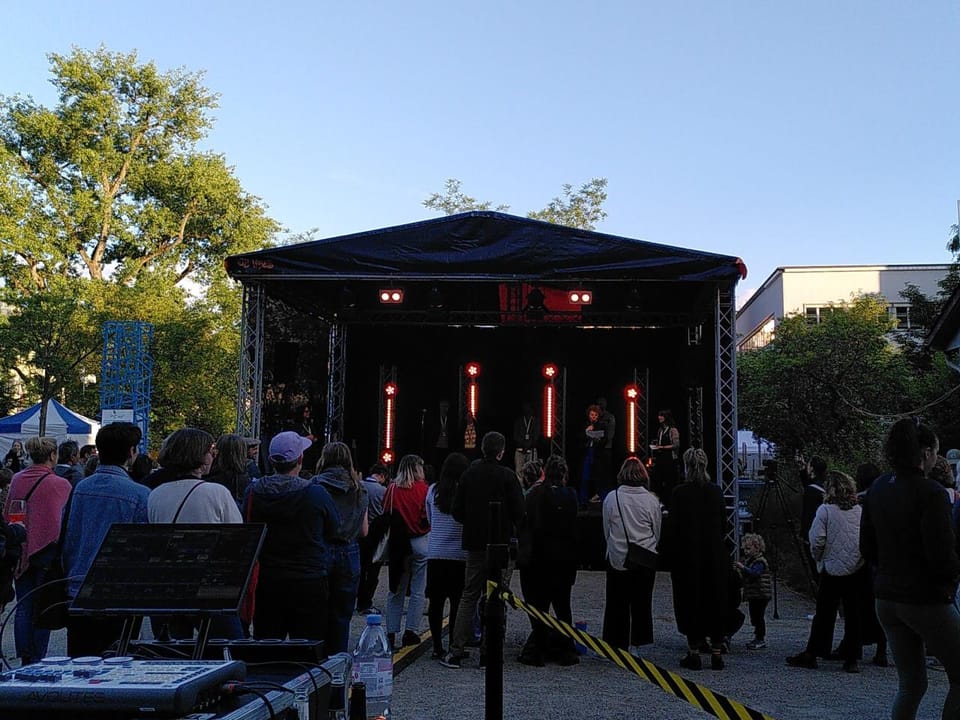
[{"xmin": 3, "ymin": 414, "xmax": 960, "ymax": 719}]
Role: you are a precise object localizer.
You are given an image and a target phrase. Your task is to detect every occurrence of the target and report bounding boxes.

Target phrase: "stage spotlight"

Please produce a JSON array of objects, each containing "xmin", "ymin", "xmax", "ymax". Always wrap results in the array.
[
  {"xmin": 379, "ymin": 288, "xmax": 404, "ymax": 304},
  {"xmin": 524, "ymin": 288, "xmax": 546, "ymax": 318},
  {"xmin": 381, "ymin": 450, "xmax": 394, "ymax": 465},
  {"xmin": 624, "ymin": 384, "xmax": 640, "ymax": 401},
  {"xmin": 541, "ymin": 363, "xmax": 558, "ymax": 380},
  {"xmin": 465, "ymin": 362, "xmax": 481, "ymax": 378},
  {"xmin": 428, "ymin": 285, "xmax": 445, "ymax": 309},
  {"xmin": 568, "ymin": 289, "xmax": 592, "ymax": 305},
  {"xmin": 383, "ymin": 382, "xmax": 397, "ymax": 461}
]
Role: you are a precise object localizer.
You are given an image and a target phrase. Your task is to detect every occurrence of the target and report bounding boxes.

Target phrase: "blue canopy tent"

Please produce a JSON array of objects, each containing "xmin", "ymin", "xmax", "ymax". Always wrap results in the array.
[{"xmin": 0, "ymin": 399, "xmax": 100, "ymax": 459}]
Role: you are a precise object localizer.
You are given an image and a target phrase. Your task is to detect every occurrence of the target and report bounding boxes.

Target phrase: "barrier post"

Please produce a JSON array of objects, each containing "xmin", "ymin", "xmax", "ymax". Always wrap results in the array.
[{"xmin": 484, "ymin": 501, "xmax": 507, "ymax": 720}]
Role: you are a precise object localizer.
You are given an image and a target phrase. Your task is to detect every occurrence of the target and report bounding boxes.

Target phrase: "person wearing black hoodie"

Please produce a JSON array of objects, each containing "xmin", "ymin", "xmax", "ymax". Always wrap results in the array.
[
  {"xmin": 245, "ymin": 431, "xmax": 341, "ymax": 642},
  {"xmin": 312, "ymin": 442, "xmax": 367, "ymax": 655}
]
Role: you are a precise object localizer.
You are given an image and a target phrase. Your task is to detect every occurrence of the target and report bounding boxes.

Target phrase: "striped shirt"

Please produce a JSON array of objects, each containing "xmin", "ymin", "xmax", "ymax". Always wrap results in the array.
[{"xmin": 425, "ymin": 484, "xmax": 467, "ymax": 561}]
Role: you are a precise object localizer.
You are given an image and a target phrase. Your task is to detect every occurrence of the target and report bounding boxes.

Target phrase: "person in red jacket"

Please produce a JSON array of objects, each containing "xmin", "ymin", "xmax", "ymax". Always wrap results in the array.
[{"xmin": 3, "ymin": 437, "xmax": 72, "ymax": 664}]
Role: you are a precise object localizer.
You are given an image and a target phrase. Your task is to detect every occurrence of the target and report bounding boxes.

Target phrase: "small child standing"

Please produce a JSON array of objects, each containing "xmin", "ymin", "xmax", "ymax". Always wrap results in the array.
[{"xmin": 736, "ymin": 533, "xmax": 772, "ymax": 649}]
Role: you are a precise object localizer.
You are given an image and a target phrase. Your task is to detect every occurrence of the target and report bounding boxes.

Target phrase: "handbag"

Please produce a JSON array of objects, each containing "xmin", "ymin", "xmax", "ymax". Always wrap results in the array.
[
  {"xmin": 239, "ymin": 491, "xmax": 260, "ymax": 626},
  {"xmin": 34, "ymin": 486, "xmax": 73, "ymax": 631},
  {"xmin": 372, "ymin": 488, "xmax": 393, "ymax": 564},
  {"xmin": 615, "ymin": 488, "xmax": 659, "ymax": 571}
]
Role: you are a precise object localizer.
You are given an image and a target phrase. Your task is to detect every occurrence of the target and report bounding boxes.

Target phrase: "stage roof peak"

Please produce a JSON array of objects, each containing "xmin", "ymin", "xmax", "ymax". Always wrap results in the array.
[{"xmin": 226, "ymin": 211, "xmax": 746, "ymax": 284}]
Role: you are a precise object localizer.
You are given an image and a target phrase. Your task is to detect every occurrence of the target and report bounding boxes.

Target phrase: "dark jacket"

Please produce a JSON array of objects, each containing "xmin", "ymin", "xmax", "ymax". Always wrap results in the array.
[
  {"xmin": 801, "ymin": 482, "xmax": 825, "ymax": 537},
  {"xmin": 54, "ymin": 463, "xmax": 85, "ymax": 488},
  {"xmin": 313, "ymin": 466, "xmax": 367, "ymax": 544},
  {"xmin": 860, "ymin": 469, "xmax": 960, "ymax": 604},
  {"xmin": 246, "ymin": 473, "xmax": 340, "ymax": 581},
  {"xmin": 452, "ymin": 457, "xmax": 525, "ymax": 552},
  {"xmin": 517, "ymin": 483, "xmax": 578, "ymax": 583},
  {"xmin": 662, "ymin": 480, "xmax": 731, "ymax": 639}
]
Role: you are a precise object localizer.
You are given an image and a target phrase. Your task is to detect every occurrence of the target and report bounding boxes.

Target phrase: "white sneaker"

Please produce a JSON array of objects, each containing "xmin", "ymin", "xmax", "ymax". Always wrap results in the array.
[{"xmin": 746, "ymin": 639, "xmax": 767, "ymax": 649}]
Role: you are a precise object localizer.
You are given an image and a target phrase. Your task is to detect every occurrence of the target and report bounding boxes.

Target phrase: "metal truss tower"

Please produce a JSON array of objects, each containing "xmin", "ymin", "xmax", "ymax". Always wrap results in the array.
[
  {"xmin": 236, "ymin": 283, "xmax": 265, "ymax": 440},
  {"xmin": 714, "ymin": 287, "xmax": 740, "ymax": 551},
  {"xmin": 101, "ymin": 321, "xmax": 154, "ymax": 453},
  {"xmin": 325, "ymin": 322, "xmax": 347, "ymax": 442}
]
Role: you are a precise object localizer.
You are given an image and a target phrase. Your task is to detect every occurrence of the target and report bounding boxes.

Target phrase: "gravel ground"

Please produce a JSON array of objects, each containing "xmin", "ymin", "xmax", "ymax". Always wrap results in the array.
[{"xmin": 2, "ymin": 571, "xmax": 950, "ymax": 719}]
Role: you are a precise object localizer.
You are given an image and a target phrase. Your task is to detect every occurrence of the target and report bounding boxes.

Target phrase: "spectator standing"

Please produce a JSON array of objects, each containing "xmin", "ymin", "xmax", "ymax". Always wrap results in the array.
[
  {"xmin": 736, "ymin": 533, "xmax": 772, "ymax": 650},
  {"xmin": 860, "ymin": 419, "xmax": 960, "ymax": 720},
  {"xmin": 356, "ymin": 462, "xmax": 389, "ymax": 615},
  {"xmin": 384, "ymin": 454, "xmax": 430, "ymax": 650},
  {"xmin": 206, "ymin": 434, "xmax": 252, "ymax": 503},
  {"xmin": 425, "ymin": 452, "xmax": 469, "ymax": 659},
  {"xmin": 441, "ymin": 431, "xmax": 525, "ymax": 669},
  {"xmin": 312, "ymin": 441, "xmax": 367, "ymax": 655},
  {"xmin": 245, "ymin": 431, "xmax": 340, "ymax": 642},
  {"xmin": 245, "ymin": 438, "xmax": 262, "ymax": 480},
  {"xmin": 787, "ymin": 471, "xmax": 865, "ymax": 673},
  {"xmin": 800, "ymin": 456, "xmax": 828, "ymax": 581},
  {"xmin": 3, "ymin": 441, "xmax": 28, "ymax": 473},
  {"xmin": 661, "ymin": 447, "xmax": 730, "ymax": 671},
  {"xmin": 2, "ymin": 437, "xmax": 72, "ymax": 664},
  {"xmin": 62, "ymin": 422, "xmax": 148, "ymax": 657},
  {"xmin": 517, "ymin": 454, "xmax": 580, "ymax": 666},
  {"xmin": 601, "ymin": 457, "xmax": 661, "ymax": 656},
  {"xmin": 53, "ymin": 441, "xmax": 84, "ymax": 487},
  {"xmin": 147, "ymin": 428, "xmax": 244, "ymax": 640}
]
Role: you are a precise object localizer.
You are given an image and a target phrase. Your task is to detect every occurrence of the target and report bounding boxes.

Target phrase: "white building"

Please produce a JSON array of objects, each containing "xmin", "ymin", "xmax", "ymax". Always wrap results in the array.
[{"xmin": 737, "ymin": 264, "xmax": 950, "ymax": 351}]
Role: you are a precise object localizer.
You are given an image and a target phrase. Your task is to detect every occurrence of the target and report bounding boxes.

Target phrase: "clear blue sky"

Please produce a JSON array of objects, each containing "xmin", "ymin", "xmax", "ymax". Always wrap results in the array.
[{"xmin": 3, "ymin": 1, "xmax": 958, "ymax": 300}]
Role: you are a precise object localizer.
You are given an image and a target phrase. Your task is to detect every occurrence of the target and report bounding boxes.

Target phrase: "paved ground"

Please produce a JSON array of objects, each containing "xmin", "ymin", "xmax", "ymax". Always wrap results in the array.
[{"xmin": 2, "ymin": 571, "xmax": 952, "ymax": 719}]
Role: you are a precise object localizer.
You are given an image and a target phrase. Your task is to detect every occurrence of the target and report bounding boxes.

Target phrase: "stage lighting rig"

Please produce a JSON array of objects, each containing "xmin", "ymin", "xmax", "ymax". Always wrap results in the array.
[
  {"xmin": 567, "ymin": 289, "xmax": 592, "ymax": 305},
  {"xmin": 379, "ymin": 288, "xmax": 404, "ymax": 304}
]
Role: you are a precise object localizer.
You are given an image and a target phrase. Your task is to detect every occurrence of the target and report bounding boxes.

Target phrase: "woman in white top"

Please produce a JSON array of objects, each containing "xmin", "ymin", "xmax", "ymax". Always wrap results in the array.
[
  {"xmin": 601, "ymin": 457, "xmax": 662, "ymax": 654},
  {"xmin": 425, "ymin": 452, "xmax": 469, "ymax": 659},
  {"xmin": 787, "ymin": 471, "xmax": 864, "ymax": 673},
  {"xmin": 147, "ymin": 428, "xmax": 243, "ymax": 639}
]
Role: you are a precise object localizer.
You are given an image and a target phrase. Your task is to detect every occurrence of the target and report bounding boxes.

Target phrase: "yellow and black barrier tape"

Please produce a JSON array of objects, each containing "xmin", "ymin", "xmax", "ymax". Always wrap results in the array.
[{"xmin": 486, "ymin": 580, "xmax": 777, "ymax": 720}]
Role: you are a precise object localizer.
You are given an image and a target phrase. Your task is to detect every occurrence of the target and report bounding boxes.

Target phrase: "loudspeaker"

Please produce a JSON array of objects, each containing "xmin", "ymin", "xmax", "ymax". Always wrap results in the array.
[{"xmin": 273, "ymin": 341, "xmax": 300, "ymax": 383}]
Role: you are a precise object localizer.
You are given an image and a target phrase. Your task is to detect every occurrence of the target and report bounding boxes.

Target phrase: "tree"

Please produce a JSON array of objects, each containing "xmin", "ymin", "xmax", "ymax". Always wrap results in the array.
[
  {"xmin": 424, "ymin": 177, "xmax": 608, "ymax": 231},
  {"xmin": 0, "ymin": 46, "xmax": 277, "ymax": 296},
  {"xmin": 0, "ymin": 277, "xmax": 102, "ymax": 433},
  {"xmin": 0, "ymin": 47, "xmax": 278, "ymax": 441},
  {"xmin": 738, "ymin": 295, "xmax": 913, "ymax": 470}
]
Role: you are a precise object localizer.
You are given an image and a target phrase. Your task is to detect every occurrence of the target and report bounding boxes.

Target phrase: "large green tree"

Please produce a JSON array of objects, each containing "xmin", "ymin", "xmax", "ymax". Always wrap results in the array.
[
  {"xmin": 424, "ymin": 177, "xmax": 608, "ymax": 230},
  {"xmin": 738, "ymin": 295, "xmax": 914, "ymax": 470},
  {"xmin": 0, "ymin": 47, "xmax": 278, "ymax": 437}
]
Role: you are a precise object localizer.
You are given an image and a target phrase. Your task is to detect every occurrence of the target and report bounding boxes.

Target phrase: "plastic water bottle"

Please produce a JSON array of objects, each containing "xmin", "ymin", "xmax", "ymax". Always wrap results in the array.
[{"xmin": 352, "ymin": 614, "xmax": 392, "ymax": 719}]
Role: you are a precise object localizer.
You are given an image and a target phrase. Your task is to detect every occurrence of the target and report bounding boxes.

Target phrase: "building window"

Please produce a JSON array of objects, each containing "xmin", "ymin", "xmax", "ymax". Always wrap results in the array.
[
  {"xmin": 804, "ymin": 306, "xmax": 837, "ymax": 325},
  {"xmin": 888, "ymin": 304, "xmax": 914, "ymax": 330}
]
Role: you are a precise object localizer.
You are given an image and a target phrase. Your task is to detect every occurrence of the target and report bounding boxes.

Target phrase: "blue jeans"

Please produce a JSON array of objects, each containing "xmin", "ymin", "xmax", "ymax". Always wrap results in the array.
[
  {"xmin": 15, "ymin": 564, "xmax": 50, "ymax": 664},
  {"xmin": 326, "ymin": 542, "xmax": 361, "ymax": 655},
  {"xmin": 386, "ymin": 534, "xmax": 428, "ymax": 637},
  {"xmin": 876, "ymin": 599, "xmax": 960, "ymax": 720}
]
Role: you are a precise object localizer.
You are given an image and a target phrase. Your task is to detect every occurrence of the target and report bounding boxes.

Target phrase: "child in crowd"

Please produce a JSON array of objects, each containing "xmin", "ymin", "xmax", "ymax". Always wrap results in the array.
[{"xmin": 737, "ymin": 533, "xmax": 772, "ymax": 649}]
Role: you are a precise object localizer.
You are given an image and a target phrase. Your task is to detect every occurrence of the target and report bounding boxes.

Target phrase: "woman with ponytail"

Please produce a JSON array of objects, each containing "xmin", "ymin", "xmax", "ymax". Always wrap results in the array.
[
  {"xmin": 661, "ymin": 447, "xmax": 730, "ymax": 671},
  {"xmin": 860, "ymin": 418, "xmax": 960, "ymax": 720}
]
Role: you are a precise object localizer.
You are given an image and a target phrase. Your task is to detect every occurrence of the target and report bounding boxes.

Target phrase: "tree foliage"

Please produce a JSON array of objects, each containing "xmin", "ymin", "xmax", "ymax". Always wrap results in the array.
[
  {"xmin": 424, "ymin": 177, "xmax": 608, "ymax": 231},
  {"xmin": 0, "ymin": 46, "xmax": 277, "ymax": 295},
  {"xmin": 738, "ymin": 295, "xmax": 913, "ymax": 469},
  {"xmin": 0, "ymin": 47, "xmax": 278, "ymax": 441}
]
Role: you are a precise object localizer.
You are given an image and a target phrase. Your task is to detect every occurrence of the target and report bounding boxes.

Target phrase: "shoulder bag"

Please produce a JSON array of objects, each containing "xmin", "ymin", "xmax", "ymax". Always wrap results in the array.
[{"xmin": 615, "ymin": 488, "xmax": 659, "ymax": 571}]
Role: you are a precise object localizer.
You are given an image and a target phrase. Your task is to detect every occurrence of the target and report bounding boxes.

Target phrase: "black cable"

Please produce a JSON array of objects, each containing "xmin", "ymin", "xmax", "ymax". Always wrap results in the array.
[
  {"xmin": 243, "ymin": 659, "xmax": 328, "ymax": 697},
  {"xmin": 222, "ymin": 683, "xmax": 277, "ymax": 720}
]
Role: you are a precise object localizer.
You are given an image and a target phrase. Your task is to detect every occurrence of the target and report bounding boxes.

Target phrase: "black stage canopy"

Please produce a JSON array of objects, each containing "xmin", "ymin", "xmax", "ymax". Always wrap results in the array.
[
  {"xmin": 226, "ymin": 211, "xmax": 746, "ymax": 283},
  {"xmin": 226, "ymin": 212, "xmax": 744, "ymax": 546}
]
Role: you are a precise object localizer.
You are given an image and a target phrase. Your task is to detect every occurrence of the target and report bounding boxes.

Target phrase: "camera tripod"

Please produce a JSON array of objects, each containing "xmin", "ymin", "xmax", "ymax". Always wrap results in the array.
[{"xmin": 752, "ymin": 470, "xmax": 816, "ymax": 618}]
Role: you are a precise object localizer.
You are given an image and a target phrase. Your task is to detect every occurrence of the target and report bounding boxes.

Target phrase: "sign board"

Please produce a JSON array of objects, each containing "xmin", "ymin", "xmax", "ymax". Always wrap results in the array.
[{"xmin": 101, "ymin": 409, "xmax": 135, "ymax": 424}]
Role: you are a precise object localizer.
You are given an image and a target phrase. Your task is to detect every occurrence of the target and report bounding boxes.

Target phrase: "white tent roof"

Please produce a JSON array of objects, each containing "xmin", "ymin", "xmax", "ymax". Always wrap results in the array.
[{"xmin": 0, "ymin": 399, "xmax": 100, "ymax": 459}]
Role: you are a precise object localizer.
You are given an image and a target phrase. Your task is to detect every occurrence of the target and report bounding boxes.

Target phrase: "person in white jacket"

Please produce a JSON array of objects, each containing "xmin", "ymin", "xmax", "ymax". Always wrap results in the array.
[{"xmin": 787, "ymin": 471, "xmax": 865, "ymax": 673}]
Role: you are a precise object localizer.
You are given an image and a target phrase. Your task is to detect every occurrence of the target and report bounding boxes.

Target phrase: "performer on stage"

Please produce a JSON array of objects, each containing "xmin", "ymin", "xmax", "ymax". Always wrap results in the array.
[
  {"xmin": 581, "ymin": 404, "xmax": 604, "ymax": 505},
  {"xmin": 512, "ymin": 401, "xmax": 541, "ymax": 476},
  {"xmin": 594, "ymin": 397, "xmax": 616, "ymax": 499},
  {"xmin": 650, "ymin": 409, "xmax": 680, "ymax": 505},
  {"xmin": 428, "ymin": 399, "xmax": 454, "ymax": 468}
]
